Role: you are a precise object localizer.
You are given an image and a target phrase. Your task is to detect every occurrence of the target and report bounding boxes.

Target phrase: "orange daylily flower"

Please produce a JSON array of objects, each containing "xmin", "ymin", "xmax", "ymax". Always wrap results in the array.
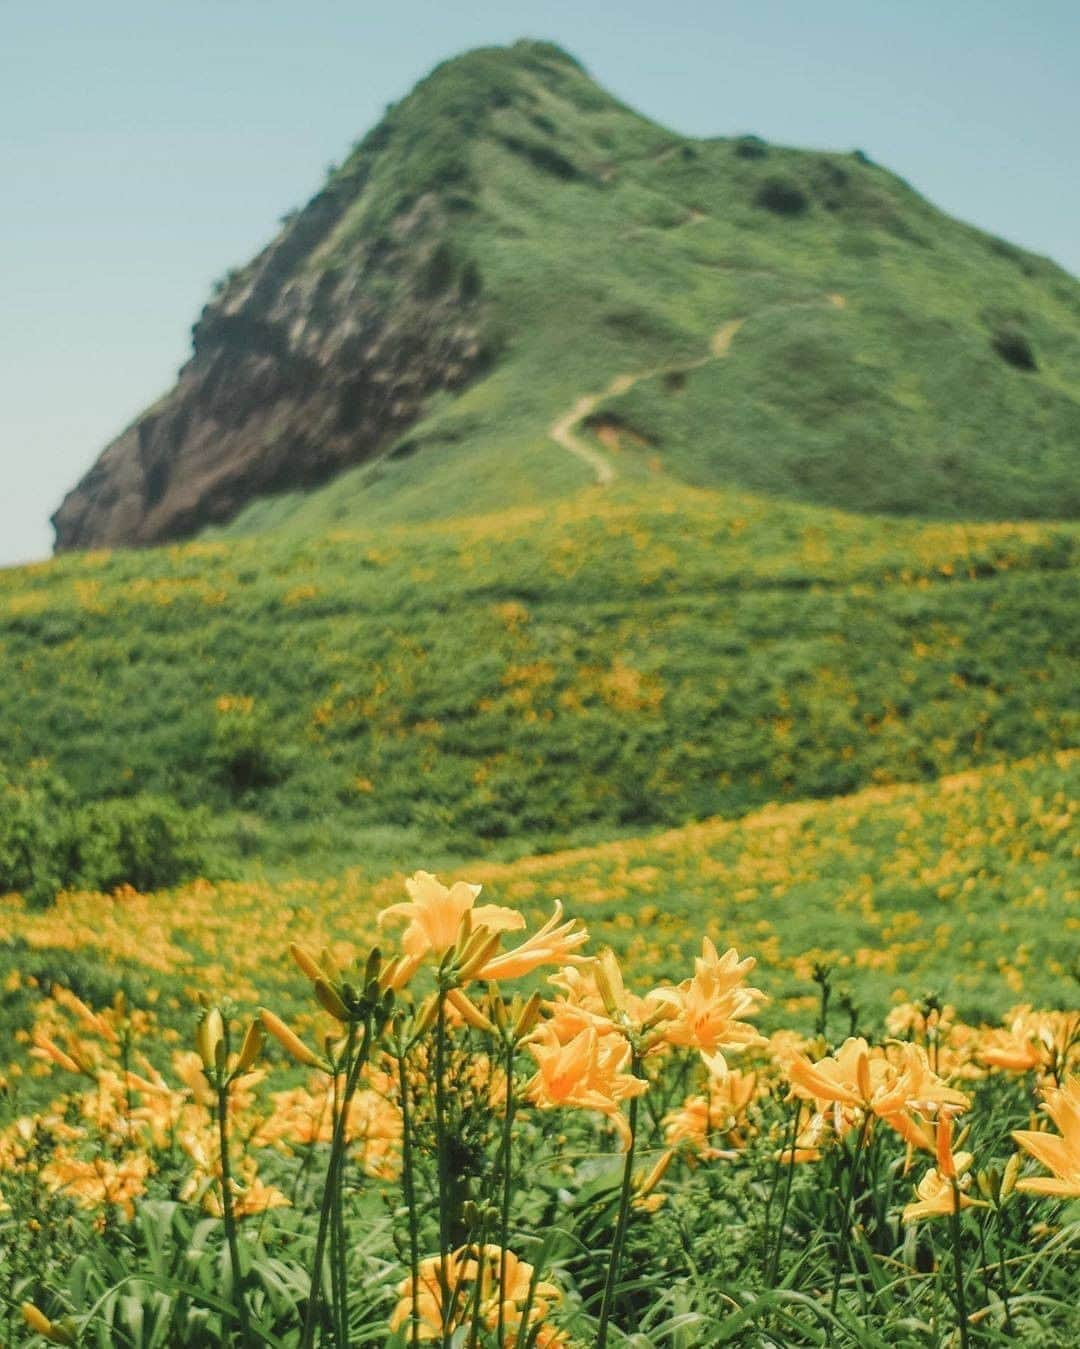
[
  {"xmin": 902, "ymin": 1114, "xmax": 985, "ymax": 1222},
  {"xmin": 979, "ymin": 1007, "xmax": 1080, "ymax": 1077},
  {"xmin": 378, "ymin": 870, "xmax": 524, "ymax": 959},
  {"xmin": 787, "ymin": 1038, "xmax": 968, "ymax": 1144},
  {"xmin": 663, "ymin": 1069, "xmax": 759, "ymax": 1158},
  {"xmin": 1012, "ymin": 1077, "xmax": 1080, "ymax": 1198},
  {"xmin": 474, "ymin": 902, "xmax": 589, "ymax": 981},
  {"xmin": 657, "ymin": 940, "xmax": 765, "ymax": 1075},
  {"xmin": 525, "ymin": 1024, "xmax": 647, "ymax": 1148},
  {"xmin": 389, "ymin": 1244, "xmax": 562, "ymax": 1342}
]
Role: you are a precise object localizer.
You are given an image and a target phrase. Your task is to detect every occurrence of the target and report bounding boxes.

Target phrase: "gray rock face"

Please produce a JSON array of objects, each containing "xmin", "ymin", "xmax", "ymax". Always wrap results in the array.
[{"xmin": 52, "ymin": 179, "xmax": 486, "ymax": 550}]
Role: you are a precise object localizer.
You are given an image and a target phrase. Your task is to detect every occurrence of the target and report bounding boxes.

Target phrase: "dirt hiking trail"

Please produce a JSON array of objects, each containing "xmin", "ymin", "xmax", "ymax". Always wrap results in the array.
[{"xmin": 550, "ymin": 294, "xmax": 845, "ymax": 485}]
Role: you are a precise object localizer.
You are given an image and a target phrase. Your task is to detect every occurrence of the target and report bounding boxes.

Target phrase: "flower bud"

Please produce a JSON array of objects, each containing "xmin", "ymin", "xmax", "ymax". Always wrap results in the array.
[
  {"xmin": 413, "ymin": 994, "xmax": 439, "ymax": 1036},
  {"xmin": 457, "ymin": 928, "xmax": 503, "ymax": 982},
  {"xmin": 233, "ymin": 1020, "xmax": 264, "ymax": 1075},
  {"xmin": 22, "ymin": 1302, "xmax": 76, "ymax": 1345},
  {"xmin": 260, "ymin": 1009, "xmax": 323, "ymax": 1068},
  {"xmin": 314, "ymin": 979, "xmax": 349, "ymax": 1023},
  {"xmin": 290, "ymin": 943, "xmax": 325, "ymax": 982},
  {"xmin": 636, "ymin": 1147, "xmax": 675, "ymax": 1198},
  {"xmin": 512, "ymin": 991, "xmax": 543, "ymax": 1041},
  {"xmin": 1001, "ymin": 1150, "xmax": 1022, "ymax": 1200},
  {"xmin": 363, "ymin": 946, "xmax": 383, "ymax": 986},
  {"xmin": 447, "ymin": 988, "xmax": 496, "ymax": 1033},
  {"xmin": 196, "ymin": 1007, "xmax": 225, "ymax": 1075},
  {"xmin": 593, "ymin": 949, "xmax": 622, "ymax": 1017}
]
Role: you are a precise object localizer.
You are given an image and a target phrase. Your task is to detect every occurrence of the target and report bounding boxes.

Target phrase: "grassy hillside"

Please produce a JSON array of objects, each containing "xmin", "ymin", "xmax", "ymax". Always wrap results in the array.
[
  {"xmin": 201, "ymin": 40, "xmax": 1080, "ymax": 539},
  {"xmin": 3, "ymin": 482, "xmax": 1077, "ymax": 878},
  {"xmin": 3, "ymin": 749, "xmax": 1075, "ymax": 1060}
]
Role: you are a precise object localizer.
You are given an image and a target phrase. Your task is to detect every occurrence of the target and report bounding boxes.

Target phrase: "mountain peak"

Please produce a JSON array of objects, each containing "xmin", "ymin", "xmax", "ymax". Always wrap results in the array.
[{"xmin": 52, "ymin": 44, "xmax": 1080, "ymax": 550}]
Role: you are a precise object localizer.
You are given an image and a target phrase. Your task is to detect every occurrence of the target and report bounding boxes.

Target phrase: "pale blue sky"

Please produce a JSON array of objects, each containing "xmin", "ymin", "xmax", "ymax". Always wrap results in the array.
[{"xmin": 2, "ymin": 0, "xmax": 1078, "ymax": 566}]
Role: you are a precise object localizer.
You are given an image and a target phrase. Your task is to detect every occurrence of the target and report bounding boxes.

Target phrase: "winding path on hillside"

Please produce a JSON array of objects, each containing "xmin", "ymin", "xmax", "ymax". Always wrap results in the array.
[{"xmin": 549, "ymin": 293, "xmax": 846, "ymax": 485}]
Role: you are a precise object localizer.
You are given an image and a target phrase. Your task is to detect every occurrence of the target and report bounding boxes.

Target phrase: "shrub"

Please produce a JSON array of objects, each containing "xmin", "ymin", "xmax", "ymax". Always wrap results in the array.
[
  {"xmin": 756, "ymin": 175, "xmax": 809, "ymax": 216},
  {"xmin": 992, "ymin": 324, "xmax": 1038, "ymax": 371},
  {"xmin": 208, "ymin": 697, "xmax": 292, "ymax": 796},
  {"xmin": 70, "ymin": 795, "xmax": 212, "ymax": 894},
  {"xmin": 733, "ymin": 134, "xmax": 768, "ymax": 160},
  {"xmin": 0, "ymin": 761, "xmax": 213, "ymax": 906},
  {"xmin": 0, "ymin": 761, "xmax": 73, "ymax": 906}
]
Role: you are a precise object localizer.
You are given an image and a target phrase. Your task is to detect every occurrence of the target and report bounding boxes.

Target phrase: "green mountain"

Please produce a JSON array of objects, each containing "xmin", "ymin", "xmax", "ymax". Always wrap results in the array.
[{"xmin": 53, "ymin": 41, "xmax": 1080, "ymax": 549}]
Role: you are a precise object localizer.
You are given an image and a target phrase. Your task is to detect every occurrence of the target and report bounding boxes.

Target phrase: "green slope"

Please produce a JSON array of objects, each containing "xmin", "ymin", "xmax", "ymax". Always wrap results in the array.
[
  {"xmin": 4, "ymin": 482, "xmax": 1077, "ymax": 877},
  {"xmin": 209, "ymin": 40, "xmax": 1080, "ymax": 537}
]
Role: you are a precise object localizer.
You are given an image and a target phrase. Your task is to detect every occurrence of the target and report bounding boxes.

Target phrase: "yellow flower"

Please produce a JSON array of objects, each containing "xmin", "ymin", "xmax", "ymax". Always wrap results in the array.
[
  {"xmin": 979, "ymin": 1007, "xmax": 1080, "ymax": 1079},
  {"xmin": 1012, "ymin": 1077, "xmax": 1080, "ymax": 1198},
  {"xmin": 525, "ymin": 1025, "xmax": 647, "ymax": 1148},
  {"xmin": 656, "ymin": 940, "xmax": 765, "ymax": 1075},
  {"xmin": 378, "ymin": 871, "xmax": 523, "ymax": 959},
  {"xmin": 546, "ymin": 952, "xmax": 674, "ymax": 1048},
  {"xmin": 787, "ymin": 1038, "xmax": 968, "ymax": 1143},
  {"xmin": 389, "ymin": 1244, "xmax": 561, "ymax": 1342},
  {"xmin": 474, "ymin": 902, "xmax": 588, "ymax": 981},
  {"xmin": 663, "ymin": 1069, "xmax": 759, "ymax": 1158},
  {"xmin": 39, "ymin": 1150, "xmax": 152, "ymax": 1220},
  {"xmin": 902, "ymin": 1116, "xmax": 985, "ymax": 1222}
]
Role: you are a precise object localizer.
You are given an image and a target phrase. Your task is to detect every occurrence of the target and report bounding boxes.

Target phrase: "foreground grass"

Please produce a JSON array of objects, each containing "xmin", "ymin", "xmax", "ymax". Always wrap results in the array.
[{"xmin": 2, "ymin": 837, "xmax": 1077, "ymax": 1347}]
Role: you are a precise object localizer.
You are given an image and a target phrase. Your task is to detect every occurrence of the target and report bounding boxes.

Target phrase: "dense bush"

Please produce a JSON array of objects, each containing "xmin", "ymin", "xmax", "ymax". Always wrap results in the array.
[
  {"xmin": 992, "ymin": 323, "xmax": 1038, "ymax": 370},
  {"xmin": 0, "ymin": 761, "xmax": 73, "ymax": 907},
  {"xmin": 733, "ymin": 134, "xmax": 768, "ymax": 159},
  {"xmin": 0, "ymin": 761, "xmax": 212, "ymax": 906},
  {"xmin": 755, "ymin": 175, "xmax": 810, "ymax": 216}
]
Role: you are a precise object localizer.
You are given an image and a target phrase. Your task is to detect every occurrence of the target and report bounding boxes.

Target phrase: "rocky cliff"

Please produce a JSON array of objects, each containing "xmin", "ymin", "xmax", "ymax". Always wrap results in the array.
[{"xmin": 53, "ymin": 178, "xmax": 487, "ymax": 548}]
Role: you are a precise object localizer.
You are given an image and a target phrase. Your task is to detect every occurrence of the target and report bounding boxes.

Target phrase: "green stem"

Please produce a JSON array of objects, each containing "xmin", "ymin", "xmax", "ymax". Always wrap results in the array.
[
  {"xmin": 397, "ymin": 1047, "xmax": 422, "ymax": 1349},
  {"xmin": 993, "ymin": 1204, "xmax": 1015, "ymax": 1336},
  {"xmin": 496, "ymin": 1034, "xmax": 517, "ymax": 1348},
  {"xmin": 328, "ymin": 1058, "xmax": 343, "ymax": 1347},
  {"xmin": 830, "ymin": 1112, "xmax": 871, "ymax": 1316},
  {"xmin": 299, "ymin": 1019, "xmax": 371, "ymax": 1349},
  {"xmin": 949, "ymin": 1182, "xmax": 970, "ymax": 1349},
  {"xmin": 766, "ymin": 1100, "xmax": 803, "ymax": 1286},
  {"xmin": 217, "ymin": 1080, "xmax": 252, "ymax": 1347},
  {"xmin": 596, "ymin": 1054, "xmax": 642, "ymax": 1349},
  {"xmin": 434, "ymin": 990, "xmax": 453, "ymax": 1349}
]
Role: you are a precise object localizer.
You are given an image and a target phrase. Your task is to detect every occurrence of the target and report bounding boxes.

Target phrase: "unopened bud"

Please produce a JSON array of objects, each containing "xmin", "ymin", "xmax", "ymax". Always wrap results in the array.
[
  {"xmin": 447, "ymin": 988, "xmax": 496, "ymax": 1033},
  {"xmin": 234, "ymin": 1020, "xmax": 264, "ymax": 1074},
  {"xmin": 290, "ymin": 943, "xmax": 325, "ymax": 982},
  {"xmin": 1001, "ymin": 1150, "xmax": 1021, "ymax": 1200},
  {"xmin": 593, "ymin": 949, "xmax": 622, "ymax": 1017},
  {"xmin": 196, "ymin": 1007, "xmax": 225, "ymax": 1075},
  {"xmin": 21, "ymin": 1303, "xmax": 76, "ymax": 1345},
  {"xmin": 636, "ymin": 1147, "xmax": 675, "ymax": 1199},
  {"xmin": 457, "ymin": 929, "xmax": 503, "ymax": 982},
  {"xmin": 512, "ymin": 991, "xmax": 544, "ymax": 1041},
  {"xmin": 413, "ymin": 994, "xmax": 439, "ymax": 1036},
  {"xmin": 261, "ymin": 1010, "xmax": 321, "ymax": 1067},
  {"xmin": 314, "ymin": 979, "xmax": 349, "ymax": 1022}
]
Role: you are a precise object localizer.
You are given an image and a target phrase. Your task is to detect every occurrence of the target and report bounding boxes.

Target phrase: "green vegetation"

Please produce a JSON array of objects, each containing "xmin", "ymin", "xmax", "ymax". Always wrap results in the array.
[
  {"xmin": 0, "ymin": 760, "xmax": 214, "ymax": 906},
  {"xmin": 2, "ymin": 482, "xmax": 1077, "ymax": 879}
]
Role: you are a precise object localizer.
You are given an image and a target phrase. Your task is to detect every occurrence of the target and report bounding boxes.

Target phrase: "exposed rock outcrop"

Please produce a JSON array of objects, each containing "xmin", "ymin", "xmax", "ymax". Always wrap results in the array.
[{"xmin": 52, "ymin": 178, "xmax": 487, "ymax": 549}]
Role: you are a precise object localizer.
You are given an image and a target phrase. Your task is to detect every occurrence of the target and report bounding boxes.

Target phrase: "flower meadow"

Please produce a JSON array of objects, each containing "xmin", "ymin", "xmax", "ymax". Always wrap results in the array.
[{"xmin": 2, "ymin": 846, "xmax": 1078, "ymax": 1346}]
